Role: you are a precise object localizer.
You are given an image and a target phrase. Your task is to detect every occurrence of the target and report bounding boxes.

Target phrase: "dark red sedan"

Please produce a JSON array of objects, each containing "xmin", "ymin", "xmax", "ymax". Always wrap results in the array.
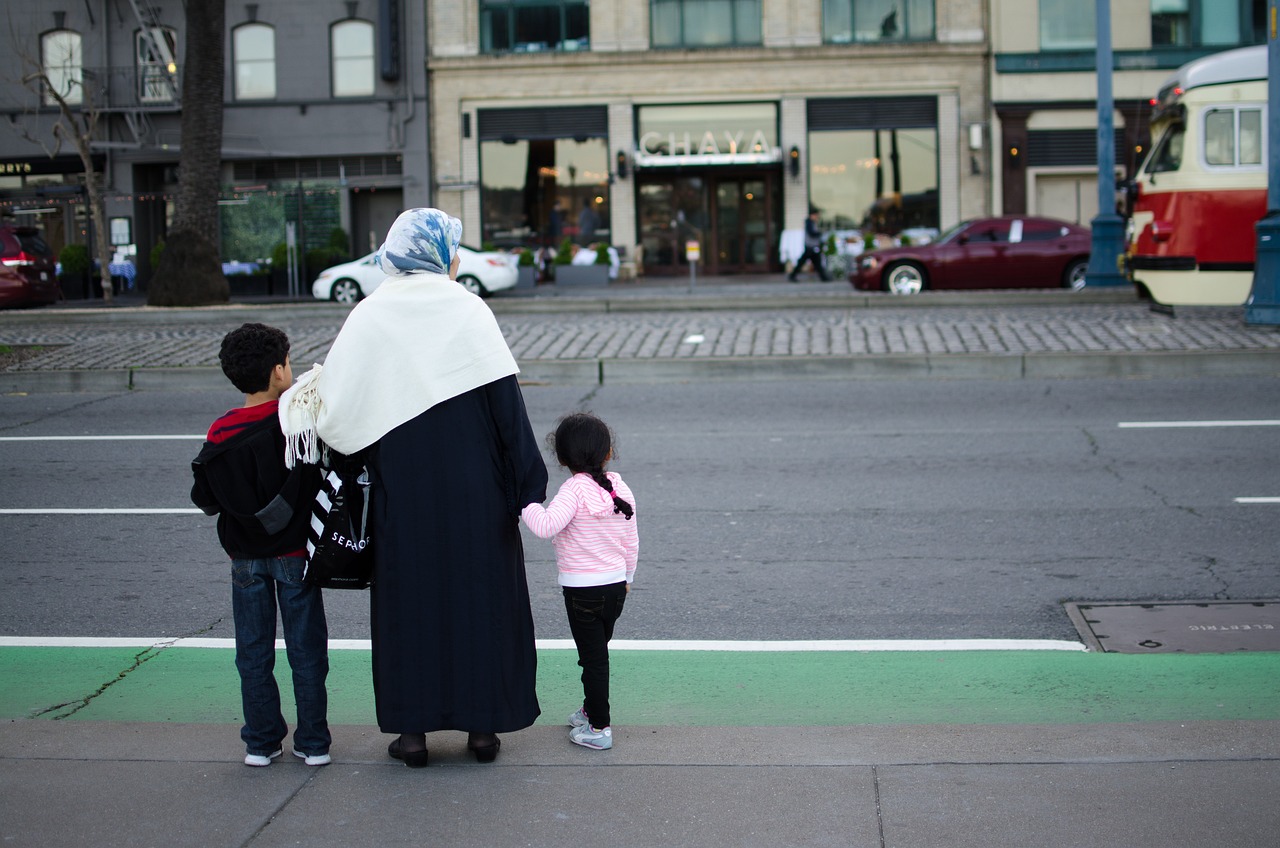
[
  {"xmin": 0, "ymin": 225, "xmax": 59, "ymax": 309},
  {"xmin": 850, "ymin": 216, "xmax": 1091, "ymax": 295}
]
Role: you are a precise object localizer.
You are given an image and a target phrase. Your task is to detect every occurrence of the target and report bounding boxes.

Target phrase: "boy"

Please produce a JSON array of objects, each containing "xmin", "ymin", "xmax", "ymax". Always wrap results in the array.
[{"xmin": 191, "ymin": 323, "xmax": 330, "ymax": 767}]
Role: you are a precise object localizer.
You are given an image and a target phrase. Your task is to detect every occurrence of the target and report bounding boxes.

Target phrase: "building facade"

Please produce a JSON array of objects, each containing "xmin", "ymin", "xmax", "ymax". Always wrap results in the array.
[
  {"xmin": 0, "ymin": 0, "xmax": 429, "ymax": 291},
  {"xmin": 428, "ymin": 0, "xmax": 990, "ymax": 275},
  {"xmin": 990, "ymin": 0, "xmax": 1268, "ymax": 225}
]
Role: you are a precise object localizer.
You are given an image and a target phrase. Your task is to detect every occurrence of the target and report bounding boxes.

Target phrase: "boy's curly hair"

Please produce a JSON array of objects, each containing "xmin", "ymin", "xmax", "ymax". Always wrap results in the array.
[{"xmin": 219, "ymin": 323, "xmax": 290, "ymax": 394}]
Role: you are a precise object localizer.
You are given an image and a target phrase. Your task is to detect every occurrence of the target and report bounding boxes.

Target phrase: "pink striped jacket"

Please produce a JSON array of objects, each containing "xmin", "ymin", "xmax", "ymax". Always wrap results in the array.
[{"xmin": 520, "ymin": 471, "xmax": 638, "ymax": 587}]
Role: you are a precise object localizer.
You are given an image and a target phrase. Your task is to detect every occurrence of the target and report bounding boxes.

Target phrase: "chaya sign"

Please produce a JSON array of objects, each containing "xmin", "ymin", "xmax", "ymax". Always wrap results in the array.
[{"xmin": 634, "ymin": 130, "xmax": 780, "ymax": 167}]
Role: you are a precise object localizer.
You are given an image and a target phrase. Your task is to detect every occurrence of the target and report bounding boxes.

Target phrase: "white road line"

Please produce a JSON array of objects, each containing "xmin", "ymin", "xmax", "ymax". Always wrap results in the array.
[
  {"xmin": 1117, "ymin": 420, "xmax": 1280, "ymax": 429},
  {"xmin": 0, "ymin": 435, "xmax": 204, "ymax": 441},
  {"xmin": 1235, "ymin": 497, "xmax": 1280, "ymax": 504},
  {"xmin": 0, "ymin": 637, "xmax": 1086, "ymax": 652},
  {"xmin": 0, "ymin": 508, "xmax": 204, "ymax": 515}
]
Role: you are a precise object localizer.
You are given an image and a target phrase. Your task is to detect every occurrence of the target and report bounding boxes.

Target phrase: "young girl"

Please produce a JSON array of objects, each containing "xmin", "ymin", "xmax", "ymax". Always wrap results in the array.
[{"xmin": 521, "ymin": 412, "xmax": 638, "ymax": 750}]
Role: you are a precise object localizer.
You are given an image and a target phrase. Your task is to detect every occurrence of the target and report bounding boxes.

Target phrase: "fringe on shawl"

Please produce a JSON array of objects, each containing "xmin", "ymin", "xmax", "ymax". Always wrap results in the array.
[{"xmin": 280, "ymin": 364, "xmax": 325, "ymax": 468}]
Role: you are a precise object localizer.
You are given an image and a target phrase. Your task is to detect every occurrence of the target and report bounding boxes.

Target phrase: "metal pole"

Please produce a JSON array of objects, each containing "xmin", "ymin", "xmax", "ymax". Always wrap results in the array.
[
  {"xmin": 1085, "ymin": 0, "xmax": 1126, "ymax": 287},
  {"xmin": 1245, "ymin": 0, "xmax": 1280, "ymax": 325}
]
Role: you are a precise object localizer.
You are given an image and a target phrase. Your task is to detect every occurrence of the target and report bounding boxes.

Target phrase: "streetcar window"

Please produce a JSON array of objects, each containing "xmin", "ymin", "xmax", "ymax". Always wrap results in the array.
[
  {"xmin": 1145, "ymin": 124, "xmax": 1184, "ymax": 174},
  {"xmin": 1240, "ymin": 109, "xmax": 1262, "ymax": 165},
  {"xmin": 1204, "ymin": 109, "xmax": 1235, "ymax": 165}
]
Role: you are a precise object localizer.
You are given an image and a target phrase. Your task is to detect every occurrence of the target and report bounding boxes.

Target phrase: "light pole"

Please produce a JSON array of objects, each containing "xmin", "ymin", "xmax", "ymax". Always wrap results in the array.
[
  {"xmin": 1086, "ymin": 0, "xmax": 1127, "ymax": 287},
  {"xmin": 1245, "ymin": 0, "xmax": 1280, "ymax": 325}
]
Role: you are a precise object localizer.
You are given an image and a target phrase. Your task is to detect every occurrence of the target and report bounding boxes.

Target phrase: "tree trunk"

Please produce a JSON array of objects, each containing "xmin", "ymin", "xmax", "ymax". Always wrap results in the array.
[{"xmin": 148, "ymin": 1, "xmax": 229, "ymax": 306}]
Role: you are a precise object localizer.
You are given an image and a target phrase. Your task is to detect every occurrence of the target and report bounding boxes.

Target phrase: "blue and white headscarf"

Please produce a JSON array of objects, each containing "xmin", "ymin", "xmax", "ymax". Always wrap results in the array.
[{"xmin": 376, "ymin": 208, "xmax": 463, "ymax": 277}]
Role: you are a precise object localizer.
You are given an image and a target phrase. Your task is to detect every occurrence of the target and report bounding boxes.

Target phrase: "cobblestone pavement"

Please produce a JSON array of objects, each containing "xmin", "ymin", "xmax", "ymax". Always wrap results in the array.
[{"xmin": 1, "ymin": 302, "xmax": 1278, "ymax": 372}]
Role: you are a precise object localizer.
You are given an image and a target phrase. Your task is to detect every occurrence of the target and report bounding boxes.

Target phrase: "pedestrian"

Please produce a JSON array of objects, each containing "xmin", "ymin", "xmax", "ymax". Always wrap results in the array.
[
  {"xmin": 789, "ymin": 208, "xmax": 830, "ymax": 282},
  {"xmin": 577, "ymin": 198, "xmax": 600, "ymax": 246},
  {"xmin": 191, "ymin": 323, "xmax": 330, "ymax": 768},
  {"xmin": 521, "ymin": 412, "xmax": 638, "ymax": 751},
  {"xmin": 279, "ymin": 208, "xmax": 548, "ymax": 768}
]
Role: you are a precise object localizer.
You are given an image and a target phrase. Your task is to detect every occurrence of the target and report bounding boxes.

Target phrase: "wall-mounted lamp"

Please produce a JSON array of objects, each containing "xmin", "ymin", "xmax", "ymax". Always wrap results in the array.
[
  {"xmin": 1007, "ymin": 145, "xmax": 1022, "ymax": 168},
  {"xmin": 789, "ymin": 146, "xmax": 800, "ymax": 179},
  {"xmin": 616, "ymin": 150, "xmax": 629, "ymax": 180}
]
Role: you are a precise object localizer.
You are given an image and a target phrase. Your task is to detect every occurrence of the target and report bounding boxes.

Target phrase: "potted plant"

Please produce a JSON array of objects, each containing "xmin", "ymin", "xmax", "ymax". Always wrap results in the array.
[
  {"xmin": 555, "ymin": 239, "xmax": 610, "ymax": 286},
  {"xmin": 58, "ymin": 244, "xmax": 92, "ymax": 299},
  {"xmin": 516, "ymin": 248, "xmax": 536, "ymax": 288}
]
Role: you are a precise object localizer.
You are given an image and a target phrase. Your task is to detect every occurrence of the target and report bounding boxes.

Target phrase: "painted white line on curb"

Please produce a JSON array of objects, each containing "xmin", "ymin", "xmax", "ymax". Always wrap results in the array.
[
  {"xmin": 0, "ymin": 435, "xmax": 205, "ymax": 441},
  {"xmin": 0, "ymin": 637, "xmax": 1087, "ymax": 652},
  {"xmin": 1118, "ymin": 420, "xmax": 1280, "ymax": 429},
  {"xmin": 1235, "ymin": 497, "xmax": 1280, "ymax": 504},
  {"xmin": 0, "ymin": 508, "xmax": 204, "ymax": 514}
]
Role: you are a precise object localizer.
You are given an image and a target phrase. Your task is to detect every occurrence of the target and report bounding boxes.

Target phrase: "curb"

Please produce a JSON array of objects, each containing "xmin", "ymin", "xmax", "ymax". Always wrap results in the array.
[{"xmin": 5, "ymin": 349, "xmax": 1279, "ymax": 394}]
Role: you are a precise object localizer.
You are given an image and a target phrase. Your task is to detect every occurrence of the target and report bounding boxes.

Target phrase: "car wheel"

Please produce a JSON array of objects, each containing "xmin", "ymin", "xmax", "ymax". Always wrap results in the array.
[
  {"xmin": 1063, "ymin": 258, "xmax": 1088, "ymax": 290},
  {"xmin": 884, "ymin": 262, "xmax": 926, "ymax": 295},
  {"xmin": 458, "ymin": 275, "xmax": 489, "ymax": 298},
  {"xmin": 331, "ymin": 279, "xmax": 363, "ymax": 304}
]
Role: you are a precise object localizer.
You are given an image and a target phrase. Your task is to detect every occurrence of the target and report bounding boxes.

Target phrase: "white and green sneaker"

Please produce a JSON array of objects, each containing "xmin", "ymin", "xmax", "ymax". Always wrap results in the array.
[{"xmin": 569, "ymin": 724, "xmax": 612, "ymax": 750}]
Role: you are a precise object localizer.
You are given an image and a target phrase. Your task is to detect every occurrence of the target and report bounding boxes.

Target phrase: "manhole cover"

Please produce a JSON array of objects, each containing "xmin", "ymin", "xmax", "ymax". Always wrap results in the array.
[{"xmin": 1064, "ymin": 600, "xmax": 1280, "ymax": 653}]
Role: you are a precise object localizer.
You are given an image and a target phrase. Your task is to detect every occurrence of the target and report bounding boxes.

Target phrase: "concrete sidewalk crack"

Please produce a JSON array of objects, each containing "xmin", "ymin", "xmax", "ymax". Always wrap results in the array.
[{"xmin": 31, "ymin": 618, "xmax": 224, "ymax": 720}]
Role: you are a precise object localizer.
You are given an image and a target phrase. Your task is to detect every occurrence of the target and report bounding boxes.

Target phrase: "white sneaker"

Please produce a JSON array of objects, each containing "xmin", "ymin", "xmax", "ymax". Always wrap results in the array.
[
  {"xmin": 569, "ymin": 724, "xmax": 612, "ymax": 750},
  {"xmin": 244, "ymin": 748, "xmax": 282, "ymax": 767},
  {"xmin": 293, "ymin": 749, "xmax": 331, "ymax": 766}
]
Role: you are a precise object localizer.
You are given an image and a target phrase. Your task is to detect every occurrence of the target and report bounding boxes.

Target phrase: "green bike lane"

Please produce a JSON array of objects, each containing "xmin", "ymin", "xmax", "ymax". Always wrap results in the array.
[{"xmin": 4, "ymin": 644, "xmax": 1278, "ymax": 726}]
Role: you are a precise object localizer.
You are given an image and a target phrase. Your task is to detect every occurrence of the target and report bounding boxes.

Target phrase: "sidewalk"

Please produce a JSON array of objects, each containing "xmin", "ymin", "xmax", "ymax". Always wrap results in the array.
[
  {"xmin": 3, "ymin": 643, "xmax": 1278, "ymax": 847},
  {"xmin": 2, "ymin": 274, "xmax": 1279, "ymax": 392}
]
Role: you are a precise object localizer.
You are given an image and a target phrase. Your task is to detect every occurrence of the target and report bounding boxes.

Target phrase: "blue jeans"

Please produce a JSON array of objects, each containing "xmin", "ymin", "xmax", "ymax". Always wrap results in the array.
[
  {"xmin": 231, "ymin": 556, "xmax": 330, "ymax": 756},
  {"xmin": 563, "ymin": 582, "xmax": 627, "ymax": 729}
]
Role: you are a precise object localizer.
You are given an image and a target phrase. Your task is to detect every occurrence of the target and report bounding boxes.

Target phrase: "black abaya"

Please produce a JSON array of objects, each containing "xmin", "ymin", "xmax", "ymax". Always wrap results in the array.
[{"xmin": 366, "ymin": 375, "xmax": 548, "ymax": 733}]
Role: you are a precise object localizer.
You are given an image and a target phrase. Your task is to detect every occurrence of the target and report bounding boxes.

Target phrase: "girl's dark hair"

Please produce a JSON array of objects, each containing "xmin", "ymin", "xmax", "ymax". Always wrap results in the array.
[
  {"xmin": 219, "ymin": 323, "xmax": 290, "ymax": 394},
  {"xmin": 548, "ymin": 412, "xmax": 633, "ymax": 520}
]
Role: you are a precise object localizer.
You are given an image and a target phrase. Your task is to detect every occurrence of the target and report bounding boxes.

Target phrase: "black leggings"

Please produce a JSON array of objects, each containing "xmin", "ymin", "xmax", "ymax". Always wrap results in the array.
[{"xmin": 563, "ymin": 582, "xmax": 628, "ymax": 729}]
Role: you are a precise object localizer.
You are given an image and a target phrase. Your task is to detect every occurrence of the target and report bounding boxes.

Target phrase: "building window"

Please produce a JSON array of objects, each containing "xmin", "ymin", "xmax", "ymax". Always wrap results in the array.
[
  {"xmin": 233, "ymin": 23, "xmax": 276, "ymax": 100},
  {"xmin": 480, "ymin": 138, "xmax": 609, "ymax": 249},
  {"xmin": 1039, "ymin": 0, "xmax": 1095, "ymax": 50},
  {"xmin": 823, "ymin": 0, "xmax": 935, "ymax": 44},
  {"xmin": 136, "ymin": 27, "xmax": 178, "ymax": 103},
  {"xmin": 1152, "ymin": 0, "xmax": 1266, "ymax": 48},
  {"xmin": 481, "ymin": 1, "xmax": 589, "ymax": 53},
  {"xmin": 41, "ymin": 29, "xmax": 82, "ymax": 106},
  {"xmin": 808, "ymin": 128, "xmax": 938, "ymax": 234},
  {"xmin": 331, "ymin": 19, "xmax": 375, "ymax": 97},
  {"xmin": 651, "ymin": 0, "xmax": 762, "ymax": 48}
]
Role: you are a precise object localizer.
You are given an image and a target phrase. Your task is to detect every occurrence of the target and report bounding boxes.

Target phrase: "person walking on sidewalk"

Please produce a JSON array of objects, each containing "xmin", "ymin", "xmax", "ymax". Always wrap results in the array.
[
  {"xmin": 191, "ymin": 323, "xmax": 330, "ymax": 768},
  {"xmin": 789, "ymin": 209, "xmax": 830, "ymax": 282},
  {"xmin": 521, "ymin": 412, "xmax": 638, "ymax": 751}
]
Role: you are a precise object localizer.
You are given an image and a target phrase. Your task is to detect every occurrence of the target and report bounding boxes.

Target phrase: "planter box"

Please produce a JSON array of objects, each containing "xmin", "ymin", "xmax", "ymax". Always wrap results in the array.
[
  {"xmin": 555, "ymin": 265, "xmax": 610, "ymax": 286},
  {"xmin": 516, "ymin": 266, "xmax": 537, "ymax": 288}
]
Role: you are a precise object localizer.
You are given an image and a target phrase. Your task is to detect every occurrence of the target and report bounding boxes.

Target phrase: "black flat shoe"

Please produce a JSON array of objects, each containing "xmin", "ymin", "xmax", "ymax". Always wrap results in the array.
[
  {"xmin": 388, "ymin": 736, "xmax": 429, "ymax": 768},
  {"xmin": 467, "ymin": 732, "xmax": 500, "ymax": 763}
]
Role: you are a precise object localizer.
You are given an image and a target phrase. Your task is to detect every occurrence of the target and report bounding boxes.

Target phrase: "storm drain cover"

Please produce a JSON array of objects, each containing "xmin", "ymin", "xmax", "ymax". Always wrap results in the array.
[{"xmin": 1064, "ymin": 601, "xmax": 1280, "ymax": 653}]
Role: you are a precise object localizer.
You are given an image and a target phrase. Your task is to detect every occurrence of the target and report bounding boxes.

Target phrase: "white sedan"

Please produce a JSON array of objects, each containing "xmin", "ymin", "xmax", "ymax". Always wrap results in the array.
[{"xmin": 312, "ymin": 246, "xmax": 518, "ymax": 303}]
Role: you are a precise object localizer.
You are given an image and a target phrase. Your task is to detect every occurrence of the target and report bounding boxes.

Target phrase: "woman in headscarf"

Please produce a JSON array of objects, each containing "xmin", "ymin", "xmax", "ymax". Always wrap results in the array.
[{"xmin": 280, "ymin": 208, "xmax": 547, "ymax": 766}]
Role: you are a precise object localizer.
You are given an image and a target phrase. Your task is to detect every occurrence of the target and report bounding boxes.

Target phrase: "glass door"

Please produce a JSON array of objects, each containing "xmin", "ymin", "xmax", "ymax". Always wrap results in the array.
[
  {"xmin": 711, "ymin": 175, "xmax": 774, "ymax": 274},
  {"xmin": 638, "ymin": 176, "xmax": 707, "ymax": 275}
]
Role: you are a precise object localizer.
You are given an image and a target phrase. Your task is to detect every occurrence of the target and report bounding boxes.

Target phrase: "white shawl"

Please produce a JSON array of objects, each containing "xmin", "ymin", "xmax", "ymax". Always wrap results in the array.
[{"xmin": 279, "ymin": 273, "xmax": 518, "ymax": 465}]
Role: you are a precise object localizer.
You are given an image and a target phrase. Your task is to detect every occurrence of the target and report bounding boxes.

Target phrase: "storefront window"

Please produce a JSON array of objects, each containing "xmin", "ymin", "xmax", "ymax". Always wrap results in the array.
[
  {"xmin": 807, "ymin": 128, "xmax": 938, "ymax": 235},
  {"xmin": 480, "ymin": 138, "xmax": 609, "ymax": 248},
  {"xmin": 481, "ymin": 1, "xmax": 589, "ymax": 52},
  {"xmin": 652, "ymin": 0, "xmax": 762, "ymax": 48},
  {"xmin": 1039, "ymin": 0, "xmax": 1095, "ymax": 50},
  {"xmin": 822, "ymin": 0, "xmax": 935, "ymax": 43}
]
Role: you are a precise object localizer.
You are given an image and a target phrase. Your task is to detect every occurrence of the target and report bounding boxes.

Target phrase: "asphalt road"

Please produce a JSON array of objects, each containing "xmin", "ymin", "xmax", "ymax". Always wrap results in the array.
[{"xmin": 2, "ymin": 376, "xmax": 1279, "ymax": 644}]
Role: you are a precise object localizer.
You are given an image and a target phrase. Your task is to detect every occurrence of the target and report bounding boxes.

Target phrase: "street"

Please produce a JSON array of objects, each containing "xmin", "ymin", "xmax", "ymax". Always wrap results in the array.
[{"xmin": 3, "ymin": 375, "xmax": 1278, "ymax": 645}]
